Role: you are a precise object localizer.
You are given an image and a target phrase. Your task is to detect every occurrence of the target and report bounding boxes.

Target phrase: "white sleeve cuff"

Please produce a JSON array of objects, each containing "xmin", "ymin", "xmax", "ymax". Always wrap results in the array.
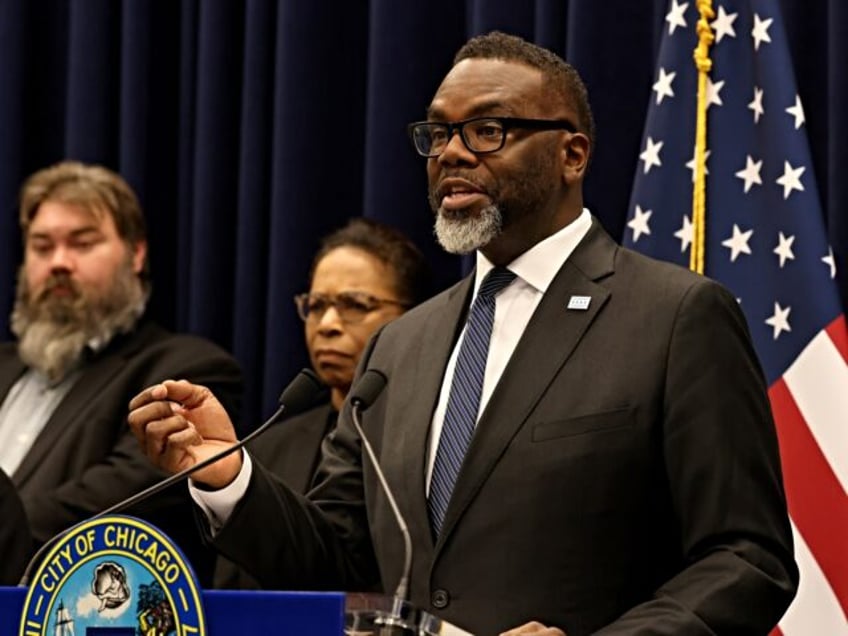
[{"xmin": 189, "ymin": 451, "xmax": 254, "ymax": 533}]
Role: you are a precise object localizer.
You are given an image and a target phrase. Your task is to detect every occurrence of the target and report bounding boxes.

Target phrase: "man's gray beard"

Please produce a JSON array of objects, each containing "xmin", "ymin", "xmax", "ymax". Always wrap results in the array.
[
  {"xmin": 433, "ymin": 204, "xmax": 503, "ymax": 254},
  {"xmin": 11, "ymin": 261, "xmax": 147, "ymax": 383}
]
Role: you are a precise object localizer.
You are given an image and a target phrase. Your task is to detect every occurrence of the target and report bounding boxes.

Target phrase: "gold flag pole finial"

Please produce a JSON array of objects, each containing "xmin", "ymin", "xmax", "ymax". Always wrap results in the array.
[{"xmin": 691, "ymin": 0, "xmax": 715, "ymax": 274}]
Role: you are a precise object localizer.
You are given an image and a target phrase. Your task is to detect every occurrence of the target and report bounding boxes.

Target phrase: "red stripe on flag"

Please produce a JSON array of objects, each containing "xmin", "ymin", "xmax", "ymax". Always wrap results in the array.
[
  {"xmin": 769, "ymin": 378, "xmax": 848, "ymax": 617},
  {"xmin": 825, "ymin": 314, "xmax": 848, "ymax": 365},
  {"xmin": 769, "ymin": 626, "xmax": 784, "ymax": 636}
]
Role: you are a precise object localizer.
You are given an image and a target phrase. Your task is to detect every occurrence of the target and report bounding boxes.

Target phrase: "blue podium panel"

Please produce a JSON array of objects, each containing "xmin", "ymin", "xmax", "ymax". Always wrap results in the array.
[
  {"xmin": 0, "ymin": 587, "xmax": 23, "ymax": 631},
  {"xmin": 204, "ymin": 590, "xmax": 345, "ymax": 634},
  {"xmin": 1, "ymin": 587, "xmax": 345, "ymax": 635}
]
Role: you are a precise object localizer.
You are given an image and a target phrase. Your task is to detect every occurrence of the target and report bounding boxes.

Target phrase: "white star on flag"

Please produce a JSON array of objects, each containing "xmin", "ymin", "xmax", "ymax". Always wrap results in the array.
[
  {"xmin": 748, "ymin": 86, "xmax": 765, "ymax": 123},
  {"xmin": 686, "ymin": 148, "xmax": 711, "ymax": 182},
  {"xmin": 710, "ymin": 6, "xmax": 738, "ymax": 42},
  {"xmin": 822, "ymin": 247, "xmax": 837, "ymax": 279},
  {"xmin": 706, "ymin": 77, "xmax": 725, "ymax": 108},
  {"xmin": 786, "ymin": 95, "xmax": 805, "ymax": 129},
  {"xmin": 773, "ymin": 232, "xmax": 795, "ymax": 268},
  {"xmin": 652, "ymin": 68, "xmax": 676, "ymax": 104},
  {"xmin": 639, "ymin": 137, "xmax": 663, "ymax": 174},
  {"xmin": 665, "ymin": 0, "xmax": 689, "ymax": 35},
  {"xmin": 752, "ymin": 13, "xmax": 773, "ymax": 51},
  {"xmin": 735, "ymin": 155, "xmax": 763, "ymax": 193},
  {"xmin": 776, "ymin": 160, "xmax": 805, "ymax": 199},
  {"xmin": 765, "ymin": 301, "xmax": 791, "ymax": 339},
  {"xmin": 721, "ymin": 223, "xmax": 753, "ymax": 262},
  {"xmin": 674, "ymin": 215, "xmax": 693, "ymax": 252},
  {"xmin": 628, "ymin": 205, "xmax": 652, "ymax": 242}
]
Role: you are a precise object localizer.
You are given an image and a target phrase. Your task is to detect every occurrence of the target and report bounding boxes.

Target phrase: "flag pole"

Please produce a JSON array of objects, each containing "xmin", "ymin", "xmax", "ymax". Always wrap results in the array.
[{"xmin": 691, "ymin": 0, "xmax": 715, "ymax": 274}]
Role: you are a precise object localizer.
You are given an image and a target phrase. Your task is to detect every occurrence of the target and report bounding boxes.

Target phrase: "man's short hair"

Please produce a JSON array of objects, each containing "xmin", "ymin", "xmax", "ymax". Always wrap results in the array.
[{"xmin": 454, "ymin": 31, "xmax": 596, "ymax": 157}]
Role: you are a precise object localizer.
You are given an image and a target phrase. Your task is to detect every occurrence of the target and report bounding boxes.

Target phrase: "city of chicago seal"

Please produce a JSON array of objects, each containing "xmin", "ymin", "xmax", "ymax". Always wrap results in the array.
[{"xmin": 19, "ymin": 515, "xmax": 205, "ymax": 636}]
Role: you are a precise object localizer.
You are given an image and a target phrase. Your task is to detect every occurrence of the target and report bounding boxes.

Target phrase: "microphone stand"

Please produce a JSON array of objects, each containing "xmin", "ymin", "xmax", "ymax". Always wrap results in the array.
[
  {"xmin": 350, "ymin": 398, "xmax": 412, "ymax": 602},
  {"xmin": 345, "ymin": 370, "xmax": 473, "ymax": 636}
]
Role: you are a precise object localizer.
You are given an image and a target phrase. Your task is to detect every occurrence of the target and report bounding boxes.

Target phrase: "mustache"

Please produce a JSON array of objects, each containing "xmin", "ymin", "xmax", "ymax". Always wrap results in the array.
[
  {"xmin": 37, "ymin": 273, "xmax": 81, "ymax": 301},
  {"xmin": 431, "ymin": 171, "xmax": 487, "ymax": 194},
  {"xmin": 42, "ymin": 274, "xmax": 80, "ymax": 294},
  {"xmin": 428, "ymin": 171, "xmax": 491, "ymax": 212}
]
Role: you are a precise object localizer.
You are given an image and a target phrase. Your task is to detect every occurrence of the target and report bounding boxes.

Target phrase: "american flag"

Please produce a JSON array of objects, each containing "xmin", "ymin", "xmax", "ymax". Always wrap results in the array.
[{"xmin": 625, "ymin": 0, "xmax": 848, "ymax": 633}]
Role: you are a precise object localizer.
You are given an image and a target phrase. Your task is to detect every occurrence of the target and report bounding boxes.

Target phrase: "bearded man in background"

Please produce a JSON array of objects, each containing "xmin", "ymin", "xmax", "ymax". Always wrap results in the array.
[{"xmin": 0, "ymin": 160, "xmax": 242, "ymax": 584}]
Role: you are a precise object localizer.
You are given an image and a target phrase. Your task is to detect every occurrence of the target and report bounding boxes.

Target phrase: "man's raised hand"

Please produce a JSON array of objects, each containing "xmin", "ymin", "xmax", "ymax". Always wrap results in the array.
[{"xmin": 127, "ymin": 380, "xmax": 243, "ymax": 488}]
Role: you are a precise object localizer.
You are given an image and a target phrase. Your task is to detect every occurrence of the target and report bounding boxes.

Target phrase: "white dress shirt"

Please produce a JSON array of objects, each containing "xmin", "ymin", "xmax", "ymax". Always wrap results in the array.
[{"xmin": 0, "ymin": 368, "xmax": 81, "ymax": 475}]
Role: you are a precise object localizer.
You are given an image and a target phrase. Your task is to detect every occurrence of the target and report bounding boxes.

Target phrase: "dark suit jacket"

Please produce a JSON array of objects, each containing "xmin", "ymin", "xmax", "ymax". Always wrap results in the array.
[
  {"xmin": 251, "ymin": 402, "xmax": 336, "ymax": 493},
  {"xmin": 0, "ymin": 319, "xmax": 242, "ymax": 585},
  {"xmin": 213, "ymin": 221, "xmax": 797, "ymax": 635},
  {"xmin": 0, "ymin": 469, "xmax": 32, "ymax": 585},
  {"xmin": 213, "ymin": 402, "xmax": 335, "ymax": 589}
]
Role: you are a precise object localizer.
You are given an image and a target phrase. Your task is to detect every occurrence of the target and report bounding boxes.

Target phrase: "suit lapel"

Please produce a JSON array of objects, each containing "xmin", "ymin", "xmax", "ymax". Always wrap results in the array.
[
  {"xmin": 397, "ymin": 276, "xmax": 474, "ymax": 547},
  {"xmin": 289, "ymin": 405, "xmax": 335, "ymax": 491},
  {"xmin": 435, "ymin": 222, "xmax": 617, "ymax": 545},
  {"xmin": 0, "ymin": 345, "xmax": 26, "ymax": 400},
  {"xmin": 12, "ymin": 327, "xmax": 149, "ymax": 487}
]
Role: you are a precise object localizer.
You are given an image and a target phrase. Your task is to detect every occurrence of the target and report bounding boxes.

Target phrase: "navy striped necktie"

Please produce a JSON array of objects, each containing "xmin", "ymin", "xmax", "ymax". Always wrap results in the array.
[{"xmin": 428, "ymin": 266, "xmax": 517, "ymax": 537}]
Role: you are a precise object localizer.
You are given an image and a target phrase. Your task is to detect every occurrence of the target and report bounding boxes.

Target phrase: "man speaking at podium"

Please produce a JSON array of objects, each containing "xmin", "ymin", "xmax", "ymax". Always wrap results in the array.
[{"xmin": 129, "ymin": 33, "xmax": 797, "ymax": 635}]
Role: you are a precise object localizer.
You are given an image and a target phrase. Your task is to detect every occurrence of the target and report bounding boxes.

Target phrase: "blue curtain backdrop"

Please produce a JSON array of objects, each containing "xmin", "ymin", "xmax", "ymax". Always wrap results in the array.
[{"xmin": 0, "ymin": 0, "xmax": 845, "ymax": 430}]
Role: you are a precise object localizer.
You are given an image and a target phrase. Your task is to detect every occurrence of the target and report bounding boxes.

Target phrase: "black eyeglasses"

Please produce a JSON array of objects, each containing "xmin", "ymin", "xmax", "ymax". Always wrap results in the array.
[
  {"xmin": 294, "ymin": 291, "xmax": 408, "ymax": 324},
  {"xmin": 407, "ymin": 116, "xmax": 577, "ymax": 158}
]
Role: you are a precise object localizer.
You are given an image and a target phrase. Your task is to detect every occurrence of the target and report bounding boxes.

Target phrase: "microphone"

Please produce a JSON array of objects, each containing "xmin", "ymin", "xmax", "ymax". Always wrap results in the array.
[
  {"xmin": 19, "ymin": 368, "xmax": 326, "ymax": 586},
  {"xmin": 348, "ymin": 369, "xmax": 412, "ymax": 602}
]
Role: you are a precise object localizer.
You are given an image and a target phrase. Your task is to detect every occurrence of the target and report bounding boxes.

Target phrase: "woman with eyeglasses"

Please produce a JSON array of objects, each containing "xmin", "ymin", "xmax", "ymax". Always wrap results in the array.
[
  {"xmin": 295, "ymin": 219, "xmax": 430, "ymax": 412},
  {"xmin": 215, "ymin": 217, "xmax": 430, "ymax": 588}
]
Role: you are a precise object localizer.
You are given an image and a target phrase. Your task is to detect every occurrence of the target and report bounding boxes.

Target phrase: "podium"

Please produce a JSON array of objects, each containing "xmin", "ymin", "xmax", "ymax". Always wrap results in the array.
[{"xmin": 3, "ymin": 587, "xmax": 471, "ymax": 635}]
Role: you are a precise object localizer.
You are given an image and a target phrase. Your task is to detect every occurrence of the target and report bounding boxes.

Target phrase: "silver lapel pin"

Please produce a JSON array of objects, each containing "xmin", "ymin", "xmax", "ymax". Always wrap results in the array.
[{"xmin": 567, "ymin": 295, "xmax": 591, "ymax": 311}]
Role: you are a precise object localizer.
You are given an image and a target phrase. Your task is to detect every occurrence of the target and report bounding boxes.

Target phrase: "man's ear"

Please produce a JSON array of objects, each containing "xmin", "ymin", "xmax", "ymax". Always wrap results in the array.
[
  {"xmin": 562, "ymin": 132, "xmax": 590, "ymax": 183},
  {"xmin": 131, "ymin": 240, "xmax": 147, "ymax": 275}
]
